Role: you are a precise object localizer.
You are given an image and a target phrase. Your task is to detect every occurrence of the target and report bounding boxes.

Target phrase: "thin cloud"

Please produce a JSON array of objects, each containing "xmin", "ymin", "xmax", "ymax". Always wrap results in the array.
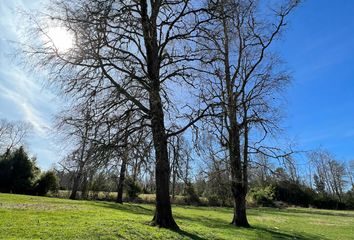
[{"xmin": 0, "ymin": 84, "xmax": 50, "ymax": 136}]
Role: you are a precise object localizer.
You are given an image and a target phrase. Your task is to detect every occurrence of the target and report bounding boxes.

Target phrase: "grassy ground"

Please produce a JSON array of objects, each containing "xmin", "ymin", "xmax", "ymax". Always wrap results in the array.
[{"xmin": 0, "ymin": 193, "xmax": 353, "ymax": 239}]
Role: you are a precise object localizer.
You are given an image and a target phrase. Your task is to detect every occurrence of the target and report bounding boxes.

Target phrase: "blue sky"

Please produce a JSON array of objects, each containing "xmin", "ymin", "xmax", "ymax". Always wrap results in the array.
[
  {"xmin": 0, "ymin": 0, "xmax": 354, "ymax": 169},
  {"xmin": 278, "ymin": 0, "xmax": 354, "ymax": 162},
  {"xmin": 0, "ymin": 0, "xmax": 61, "ymax": 169}
]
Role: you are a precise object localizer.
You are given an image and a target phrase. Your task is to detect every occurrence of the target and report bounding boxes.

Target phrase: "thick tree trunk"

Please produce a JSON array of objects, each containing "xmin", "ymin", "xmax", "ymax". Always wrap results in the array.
[
  {"xmin": 229, "ymin": 139, "xmax": 250, "ymax": 227},
  {"xmin": 116, "ymin": 158, "xmax": 127, "ymax": 204},
  {"xmin": 139, "ymin": 0, "xmax": 178, "ymax": 229},
  {"xmin": 231, "ymin": 191, "xmax": 249, "ymax": 227},
  {"xmin": 229, "ymin": 121, "xmax": 250, "ymax": 227},
  {"xmin": 149, "ymin": 91, "xmax": 178, "ymax": 229},
  {"xmin": 70, "ymin": 170, "xmax": 82, "ymax": 200}
]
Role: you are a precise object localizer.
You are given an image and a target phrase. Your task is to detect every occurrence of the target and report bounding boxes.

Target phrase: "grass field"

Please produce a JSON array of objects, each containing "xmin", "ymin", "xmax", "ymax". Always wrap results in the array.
[{"xmin": 0, "ymin": 193, "xmax": 353, "ymax": 239}]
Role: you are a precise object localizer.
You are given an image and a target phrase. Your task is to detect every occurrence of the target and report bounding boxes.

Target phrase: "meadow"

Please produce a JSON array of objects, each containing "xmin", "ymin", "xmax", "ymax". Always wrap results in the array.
[{"xmin": 0, "ymin": 193, "xmax": 353, "ymax": 240}]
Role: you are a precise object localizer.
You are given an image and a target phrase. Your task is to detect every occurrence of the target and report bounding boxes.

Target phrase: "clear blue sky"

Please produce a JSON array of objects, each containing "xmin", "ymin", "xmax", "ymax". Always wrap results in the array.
[
  {"xmin": 1, "ymin": 0, "xmax": 354, "ymax": 169},
  {"xmin": 278, "ymin": 0, "xmax": 354, "ymax": 163}
]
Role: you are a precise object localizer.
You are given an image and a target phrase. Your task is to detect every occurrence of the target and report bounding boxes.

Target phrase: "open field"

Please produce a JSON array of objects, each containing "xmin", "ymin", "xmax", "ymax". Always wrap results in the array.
[{"xmin": 0, "ymin": 193, "xmax": 353, "ymax": 240}]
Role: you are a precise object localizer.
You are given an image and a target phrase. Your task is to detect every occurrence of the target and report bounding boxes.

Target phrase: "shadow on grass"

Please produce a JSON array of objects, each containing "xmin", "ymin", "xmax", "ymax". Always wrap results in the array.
[
  {"xmin": 96, "ymin": 201, "xmax": 154, "ymax": 216},
  {"xmin": 177, "ymin": 214, "xmax": 328, "ymax": 240},
  {"xmin": 256, "ymin": 207, "xmax": 354, "ymax": 218},
  {"xmin": 171, "ymin": 229, "xmax": 208, "ymax": 240},
  {"xmin": 252, "ymin": 225, "xmax": 328, "ymax": 240}
]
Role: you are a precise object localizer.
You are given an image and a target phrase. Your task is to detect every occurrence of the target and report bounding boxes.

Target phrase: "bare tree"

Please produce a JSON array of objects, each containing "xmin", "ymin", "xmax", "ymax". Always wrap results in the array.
[
  {"xmin": 0, "ymin": 119, "xmax": 31, "ymax": 153},
  {"xmin": 199, "ymin": 0, "xmax": 299, "ymax": 227},
  {"xmin": 308, "ymin": 149, "xmax": 347, "ymax": 202},
  {"xmin": 24, "ymin": 0, "xmax": 210, "ymax": 228}
]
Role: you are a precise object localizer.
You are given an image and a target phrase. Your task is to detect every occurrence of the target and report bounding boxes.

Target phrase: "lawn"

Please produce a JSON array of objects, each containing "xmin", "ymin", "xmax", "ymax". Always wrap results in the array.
[{"xmin": 0, "ymin": 193, "xmax": 353, "ymax": 239}]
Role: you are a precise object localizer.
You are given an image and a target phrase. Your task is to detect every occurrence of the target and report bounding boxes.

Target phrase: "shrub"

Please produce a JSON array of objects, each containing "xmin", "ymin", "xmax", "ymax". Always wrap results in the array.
[
  {"xmin": 183, "ymin": 183, "xmax": 201, "ymax": 205},
  {"xmin": 33, "ymin": 171, "xmax": 59, "ymax": 196},
  {"xmin": 207, "ymin": 194, "xmax": 221, "ymax": 206},
  {"xmin": 273, "ymin": 180, "xmax": 315, "ymax": 207},
  {"xmin": 125, "ymin": 177, "xmax": 141, "ymax": 199},
  {"xmin": 312, "ymin": 195, "xmax": 346, "ymax": 210},
  {"xmin": 250, "ymin": 185, "xmax": 275, "ymax": 207},
  {"xmin": 344, "ymin": 190, "xmax": 354, "ymax": 209},
  {"xmin": 0, "ymin": 147, "xmax": 39, "ymax": 194}
]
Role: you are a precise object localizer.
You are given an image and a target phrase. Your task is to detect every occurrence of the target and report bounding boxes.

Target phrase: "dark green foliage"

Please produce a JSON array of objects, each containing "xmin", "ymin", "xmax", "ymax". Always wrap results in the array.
[
  {"xmin": 183, "ymin": 183, "xmax": 200, "ymax": 205},
  {"xmin": 273, "ymin": 180, "xmax": 315, "ymax": 207},
  {"xmin": 343, "ymin": 190, "xmax": 354, "ymax": 209},
  {"xmin": 125, "ymin": 177, "xmax": 141, "ymax": 199},
  {"xmin": 33, "ymin": 171, "xmax": 59, "ymax": 196},
  {"xmin": 312, "ymin": 195, "xmax": 346, "ymax": 210},
  {"xmin": 0, "ymin": 147, "xmax": 38, "ymax": 194}
]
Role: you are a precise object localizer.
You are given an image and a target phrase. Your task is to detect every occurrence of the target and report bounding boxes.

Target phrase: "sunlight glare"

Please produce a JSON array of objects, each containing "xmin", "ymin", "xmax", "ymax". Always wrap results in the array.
[{"xmin": 47, "ymin": 27, "xmax": 74, "ymax": 52}]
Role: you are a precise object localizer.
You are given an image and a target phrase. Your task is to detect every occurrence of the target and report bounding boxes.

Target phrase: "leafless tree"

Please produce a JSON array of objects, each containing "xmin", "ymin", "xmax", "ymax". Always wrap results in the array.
[
  {"xmin": 198, "ymin": 0, "xmax": 299, "ymax": 227},
  {"xmin": 0, "ymin": 119, "xmax": 31, "ymax": 153},
  {"xmin": 24, "ymin": 0, "xmax": 211, "ymax": 228},
  {"xmin": 308, "ymin": 149, "xmax": 347, "ymax": 202}
]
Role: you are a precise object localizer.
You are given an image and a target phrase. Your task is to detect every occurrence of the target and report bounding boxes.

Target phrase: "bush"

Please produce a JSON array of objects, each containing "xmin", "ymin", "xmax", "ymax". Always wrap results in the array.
[
  {"xmin": 33, "ymin": 171, "xmax": 59, "ymax": 196},
  {"xmin": 250, "ymin": 185, "xmax": 275, "ymax": 207},
  {"xmin": 312, "ymin": 195, "xmax": 346, "ymax": 210},
  {"xmin": 207, "ymin": 194, "xmax": 221, "ymax": 206},
  {"xmin": 0, "ymin": 147, "xmax": 39, "ymax": 194},
  {"xmin": 273, "ymin": 180, "xmax": 315, "ymax": 207},
  {"xmin": 344, "ymin": 190, "xmax": 354, "ymax": 209},
  {"xmin": 183, "ymin": 183, "xmax": 200, "ymax": 205},
  {"xmin": 125, "ymin": 177, "xmax": 141, "ymax": 199}
]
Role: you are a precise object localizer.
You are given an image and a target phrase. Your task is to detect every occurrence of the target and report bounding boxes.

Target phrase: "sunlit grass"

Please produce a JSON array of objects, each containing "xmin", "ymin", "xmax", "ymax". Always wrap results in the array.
[{"xmin": 0, "ymin": 193, "xmax": 353, "ymax": 239}]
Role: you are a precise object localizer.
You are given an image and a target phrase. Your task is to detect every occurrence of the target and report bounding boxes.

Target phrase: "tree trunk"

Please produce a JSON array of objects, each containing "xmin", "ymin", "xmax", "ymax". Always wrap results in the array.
[
  {"xmin": 70, "ymin": 170, "xmax": 82, "ymax": 200},
  {"xmin": 231, "ymin": 191, "xmax": 249, "ymax": 227},
  {"xmin": 229, "ymin": 127, "xmax": 250, "ymax": 227},
  {"xmin": 229, "ymin": 121, "xmax": 250, "ymax": 227},
  {"xmin": 70, "ymin": 119, "xmax": 89, "ymax": 200},
  {"xmin": 81, "ymin": 172, "xmax": 88, "ymax": 199},
  {"xmin": 172, "ymin": 165, "xmax": 176, "ymax": 200},
  {"xmin": 116, "ymin": 111, "xmax": 131, "ymax": 203},
  {"xmin": 149, "ymin": 91, "xmax": 178, "ymax": 229},
  {"xmin": 116, "ymin": 158, "xmax": 127, "ymax": 204},
  {"xmin": 140, "ymin": 0, "xmax": 178, "ymax": 229}
]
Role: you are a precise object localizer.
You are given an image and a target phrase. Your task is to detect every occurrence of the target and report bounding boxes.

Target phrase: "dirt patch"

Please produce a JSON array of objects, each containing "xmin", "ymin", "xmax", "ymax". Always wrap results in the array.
[{"xmin": 0, "ymin": 202, "xmax": 82, "ymax": 211}]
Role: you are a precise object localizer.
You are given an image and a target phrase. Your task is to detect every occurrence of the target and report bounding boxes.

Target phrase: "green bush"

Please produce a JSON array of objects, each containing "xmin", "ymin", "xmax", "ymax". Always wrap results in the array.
[
  {"xmin": 312, "ymin": 195, "xmax": 346, "ymax": 210},
  {"xmin": 184, "ymin": 183, "xmax": 201, "ymax": 205},
  {"xmin": 273, "ymin": 180, "xmax": 315, "ymax": 207},
  {"xmin": 207, "ymin": 194, "xmax": 221, "ymax": 206},
  {"xmin": 0, "ymin": 147, "xmax": 39, "ymax": 194},
  {"xmin": 33, "ymin": 171, "xmax": 59, "ymax": 196},
  {"xmin": 125, "ymin": 177, "xmax": 141, "ymax": 199},
  {"xmin": 250, "ymin": 185, "xmax": 275, "ymax": 207}
]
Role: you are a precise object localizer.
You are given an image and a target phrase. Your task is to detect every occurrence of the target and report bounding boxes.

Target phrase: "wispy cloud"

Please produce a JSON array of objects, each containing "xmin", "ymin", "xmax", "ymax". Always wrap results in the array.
[
  {"xmin": 0, "ymin": 0, "xmax": 60, "ymax": 169},
  {"xmin": 0, "ymin": 84, "xmax": 50, "ymax": 135}
]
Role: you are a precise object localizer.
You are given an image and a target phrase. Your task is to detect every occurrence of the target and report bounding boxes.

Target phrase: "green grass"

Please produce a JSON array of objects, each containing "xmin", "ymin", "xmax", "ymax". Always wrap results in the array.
[{"xmin": 0, "ymin": 193, "xmax": 353, "ymax": 239}]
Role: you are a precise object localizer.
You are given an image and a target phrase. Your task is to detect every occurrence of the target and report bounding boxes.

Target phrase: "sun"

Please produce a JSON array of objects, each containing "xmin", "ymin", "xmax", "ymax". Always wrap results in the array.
[{"xmin": 46, "ymin": 27, "xmax": 74, "ymax": 52}]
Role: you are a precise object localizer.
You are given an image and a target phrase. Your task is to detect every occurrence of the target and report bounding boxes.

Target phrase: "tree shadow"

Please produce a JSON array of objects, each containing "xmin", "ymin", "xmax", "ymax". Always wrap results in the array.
[
  {"xmin": 252, "ymin": 225, "xmax": 329, "ymax": 240},
  {"xmin": 171, "ymin": 229, "xmax": 208, "ymax": 240},
  {"xmin": 96, "ymin": 201, "xmax": 154, "ymax": 216},
  {"xmin": 176, "ymin": 214, "xmax": 329, "ymax": 240}
]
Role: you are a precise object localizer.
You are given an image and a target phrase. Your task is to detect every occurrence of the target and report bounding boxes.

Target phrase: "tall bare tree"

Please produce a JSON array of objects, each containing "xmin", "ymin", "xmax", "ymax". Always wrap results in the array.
[
  {"xmin": 25, "ymin": 0, "xmax": 209, "ymax": 228},
  {"xmin": 199, "ymin": 0, "xmax": 299, "ymax": 227}
]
